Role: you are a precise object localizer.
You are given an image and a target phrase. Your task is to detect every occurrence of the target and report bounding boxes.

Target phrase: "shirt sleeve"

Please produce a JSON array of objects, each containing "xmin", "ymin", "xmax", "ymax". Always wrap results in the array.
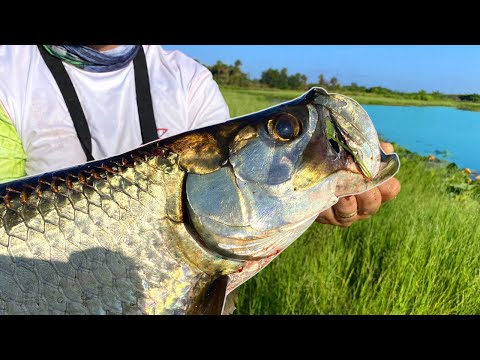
[
  {"xmin": 0, "ymin": 102, "xmax": 27, "ymax": 183},
  {"xmin": 186, "ymin": 69, "xmax": 231, "ymax": 131}
]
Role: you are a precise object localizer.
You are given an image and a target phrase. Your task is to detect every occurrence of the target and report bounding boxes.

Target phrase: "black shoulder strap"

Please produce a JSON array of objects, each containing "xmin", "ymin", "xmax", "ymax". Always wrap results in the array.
[
  {"xmin": 38, "ymin": 45, "xmax": 94, "ymax": 161},
  {"xmin": 37, "ymin": 45, "xmax": 158, "ymax": 161},
  {"xmin": 133, "ymin": 46, "xmax": 159, "ymax": 144}
]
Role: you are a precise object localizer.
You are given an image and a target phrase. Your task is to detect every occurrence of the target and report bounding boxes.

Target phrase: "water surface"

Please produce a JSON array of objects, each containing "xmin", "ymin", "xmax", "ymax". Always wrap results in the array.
[{"xmin": 363, "ymin": 105, "xmax": 480, "ymax": 171}]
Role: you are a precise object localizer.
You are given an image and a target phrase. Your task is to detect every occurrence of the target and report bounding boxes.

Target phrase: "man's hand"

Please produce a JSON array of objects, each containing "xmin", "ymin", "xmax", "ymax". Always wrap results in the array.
[{"xmin": 316, "ymin": 142, "xmax": 401, "ymax": 227}]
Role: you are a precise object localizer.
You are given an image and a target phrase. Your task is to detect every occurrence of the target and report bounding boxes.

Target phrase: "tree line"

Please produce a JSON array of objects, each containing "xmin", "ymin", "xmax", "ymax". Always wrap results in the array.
[{"xmin": 205, "ymin": 59, "xmax": 479, "ymax": 103}]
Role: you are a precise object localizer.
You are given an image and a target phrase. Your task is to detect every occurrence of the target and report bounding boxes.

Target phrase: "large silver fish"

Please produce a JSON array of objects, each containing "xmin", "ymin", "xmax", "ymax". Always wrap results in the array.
[{"xmin": 0, "ymin": 88, "xmax": 399, "ymax": 315}]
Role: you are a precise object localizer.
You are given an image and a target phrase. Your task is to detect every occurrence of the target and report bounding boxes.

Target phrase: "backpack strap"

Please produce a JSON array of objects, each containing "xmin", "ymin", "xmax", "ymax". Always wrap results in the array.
[{"xmin": 37, "ymin": 45, "xmax": 158, "ymax": 161}]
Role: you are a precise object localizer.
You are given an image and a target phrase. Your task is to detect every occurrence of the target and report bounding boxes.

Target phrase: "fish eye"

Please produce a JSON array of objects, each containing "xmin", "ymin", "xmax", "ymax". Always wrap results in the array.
[{"xmin": 267, "ymin": 113, "xmax": 301, "ymax": 142}]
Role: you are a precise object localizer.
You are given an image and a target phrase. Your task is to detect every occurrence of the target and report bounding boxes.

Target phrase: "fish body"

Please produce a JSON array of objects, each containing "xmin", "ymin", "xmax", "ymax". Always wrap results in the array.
[{"xmin": 0, "ymin": 88, "xmax": 399, "ymax": 314}]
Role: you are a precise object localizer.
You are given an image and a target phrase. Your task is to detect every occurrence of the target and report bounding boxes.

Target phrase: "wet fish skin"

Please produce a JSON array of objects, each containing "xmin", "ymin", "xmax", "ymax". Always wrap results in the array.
[
  {"xmin": 0, "ymin": 88, "xmax": 400, "ymax": 314},
  {"xmin": 0, "ymin": 149, "xmax": 241, "ymax": 314}
]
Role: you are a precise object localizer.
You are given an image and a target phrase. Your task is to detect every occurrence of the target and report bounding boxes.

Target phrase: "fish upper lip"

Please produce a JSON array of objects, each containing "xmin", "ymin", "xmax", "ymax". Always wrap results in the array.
[
  {"xmin": 325, "ymin": 113, "xmax": 380, "ymax": 179},
  {"xmin": 316, "ymin": 91, "xmax": 381, "ymax": 179},
  {"xmin": 340, "ymin": 129, "xmax": 381, "ymax": 179}
]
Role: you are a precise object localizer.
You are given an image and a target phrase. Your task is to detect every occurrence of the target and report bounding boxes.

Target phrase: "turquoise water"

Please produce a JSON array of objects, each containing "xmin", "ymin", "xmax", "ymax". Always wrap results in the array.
[{"xmin": 363, "ymin": 105, "xmax": 480, "ymax": 172}]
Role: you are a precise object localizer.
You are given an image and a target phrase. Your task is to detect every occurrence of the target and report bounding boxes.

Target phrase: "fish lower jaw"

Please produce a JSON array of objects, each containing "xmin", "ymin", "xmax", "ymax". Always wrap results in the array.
[{"xmin": 195, "ymin": 212, "xmax": 321, "ymax": 261}]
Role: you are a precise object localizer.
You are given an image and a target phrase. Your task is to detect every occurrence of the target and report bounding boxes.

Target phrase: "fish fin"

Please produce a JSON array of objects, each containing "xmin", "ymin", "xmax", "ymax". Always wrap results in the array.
[
  {"xmin": 222, "ymin": 288, "xmax": 240, "ymax": 315},
  {"xmin": 188, "ymin": 275, "xmax": 229, "ymax": 315}
]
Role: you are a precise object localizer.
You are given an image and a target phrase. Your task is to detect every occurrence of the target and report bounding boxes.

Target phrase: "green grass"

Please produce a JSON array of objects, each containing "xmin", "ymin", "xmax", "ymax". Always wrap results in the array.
[
  {"xmin": 346, "ymin": 92, "xmax": 480, "ymax": 112},
  {"xmin": 221, "ymin": 86, "xmax": 480, "ymax": 315},
  {"xmin": 221, "ymin": 86, "xmax": 480, "ymax": 113}
]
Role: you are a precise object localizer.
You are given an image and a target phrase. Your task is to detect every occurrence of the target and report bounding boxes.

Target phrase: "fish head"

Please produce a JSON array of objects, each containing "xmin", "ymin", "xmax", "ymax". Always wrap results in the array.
[{"xmin": 182, "ymin": 88, "xmax": 400, "ymax": 265}]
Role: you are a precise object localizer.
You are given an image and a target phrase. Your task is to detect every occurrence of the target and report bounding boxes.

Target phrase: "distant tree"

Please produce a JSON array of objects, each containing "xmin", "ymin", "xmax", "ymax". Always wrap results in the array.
[
  {"xmin": 206, "ymin": 58, "xmax": 459, "ymax": 100},
  {"xmin": 343, "ymin": 82, "xmax": 366, "ymax": 92},
  {"xmin": 229, "ymin": 59, "xmax": 249, "ymax": 86},
  {"xmin": 279, "ymin": 68, "xmax": 289, "ymax": 89},
  {"xmin": 209, "ymin": 60, "xmax": 230, "ymax": 84},
  {"xmin": 329, "ymin": 76, "xmax": 339, "ymax": 88},
  {"xmin": 367, "ymin": 86, "xmax": 394, "ymax": 95},
  {"xmin": 287, "ymin": 73, "xmax": 308, "ymax": 90},
  {"xmin": 318, "ymin": 74, "xmax": 327, "ymax": 87},
  {"xmin": 300, "ymin": 74, "xmax": 308, "ymax": 88},
  {"xmin": 459, "ymin": 94, "xmax": 480, "ymax": 102},
  {"xmin": 260, "ymin": 68, "xmax": 281, "ymax": 88},
  {"xmin": 260, "ymin": 67, "xmax": 298, "ymax": 89},
  {"xmin": 417, "ymin": 90, "xmax": 431, "ymax": 101},
  {"xmin": 208, "ymin": 59, "xmax": 251, "ymax": 87},
  {"xmin": 431, "ymin": 91, "xmax": 445, "ymax": 100}
]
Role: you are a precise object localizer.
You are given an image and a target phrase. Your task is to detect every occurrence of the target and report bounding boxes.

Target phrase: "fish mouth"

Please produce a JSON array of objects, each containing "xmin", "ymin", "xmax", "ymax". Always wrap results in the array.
[
  {"xmin": 314, "ymin": 88, "xmax": 400, "ymax": 196},
  {"xmin": 315, "ymin": 91, "xmax": 381, "ymax": 179},
  {"xmin": 326, "ymin": 115, "xmax": 379, "ymax": 179}
]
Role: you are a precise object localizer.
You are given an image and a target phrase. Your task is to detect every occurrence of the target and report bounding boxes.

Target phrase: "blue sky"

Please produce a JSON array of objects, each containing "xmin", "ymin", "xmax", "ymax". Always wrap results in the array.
[{"xmin": 162, "ymin": 45, "xmax": 480, "ymax": 94}]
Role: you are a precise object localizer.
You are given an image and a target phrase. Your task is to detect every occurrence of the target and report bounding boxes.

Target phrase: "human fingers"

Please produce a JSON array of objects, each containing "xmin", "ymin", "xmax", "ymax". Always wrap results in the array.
[
  {"xmin": 332, "ymin": 196, "xmax": 359, "ymax": 226},
  {"xmin": 377, "ymin": 177, "xmax": 401, "ymax": 203},
  {"xmin": 380, "ymin": 141, "xmax": 394, "ymax": 153},
  {"xmin": 316, "ymin": 196, "xmax": 359, "ymax": 227},
  {"xmin": 316, "ymin": 141, "xmax": 400, "ymax": 227},
  {"xmin": 355, "ymin": 187, "xmax": 382, "ymax": 217}
]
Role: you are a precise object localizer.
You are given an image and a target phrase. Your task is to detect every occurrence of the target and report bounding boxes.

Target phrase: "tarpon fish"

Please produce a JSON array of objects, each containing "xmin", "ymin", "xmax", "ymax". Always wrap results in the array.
[{"xmin": 0, "ymin": 88, "xmax": 399, "ymax": 315}]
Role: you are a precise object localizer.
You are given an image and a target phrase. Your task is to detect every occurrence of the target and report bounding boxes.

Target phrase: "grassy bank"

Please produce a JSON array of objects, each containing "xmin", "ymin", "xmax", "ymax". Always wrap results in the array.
[
  {"xmin": 221, "ymin": 86, "xmax": 480, "ymax": 113},
  {"xmin": 221, "ymin": 87, "xmax": 480, "ymax": 315}
]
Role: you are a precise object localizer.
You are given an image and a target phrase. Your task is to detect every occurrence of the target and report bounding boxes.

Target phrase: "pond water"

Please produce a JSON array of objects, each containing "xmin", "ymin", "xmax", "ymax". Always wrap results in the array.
[{"xmin": 363, "ymin": 105, "xmax": 480, "ymax": 172}]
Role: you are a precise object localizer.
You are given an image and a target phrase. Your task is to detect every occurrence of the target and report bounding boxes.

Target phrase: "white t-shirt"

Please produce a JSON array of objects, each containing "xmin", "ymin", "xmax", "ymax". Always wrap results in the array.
[{"xmin": 0, "ymin": 45, "xmax": 230, "ymax": 176}]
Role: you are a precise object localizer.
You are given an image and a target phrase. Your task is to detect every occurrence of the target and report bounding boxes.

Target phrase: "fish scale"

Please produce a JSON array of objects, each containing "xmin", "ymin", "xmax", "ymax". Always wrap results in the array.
[
  {"xmin": 0, "ymin": 148, "xmax": 235, "ymax": 314},
  {"xmin": 0, "ymin": 88, "xmax": 400, "ymax": 314}
]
